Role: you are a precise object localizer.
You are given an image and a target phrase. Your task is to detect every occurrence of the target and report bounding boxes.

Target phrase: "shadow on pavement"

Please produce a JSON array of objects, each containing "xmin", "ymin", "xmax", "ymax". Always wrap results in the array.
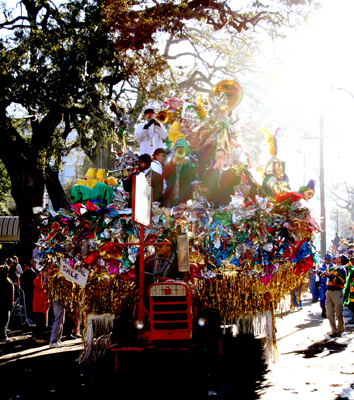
[
  {"xmin": 283, "ymin": 338, "xmax": 349, "ymax": 359},
  {"xmin": 0, "ymin": 329, "xmax": 271, "ymax": 400},
  {"xmin": 215, "ymin": 333, "xmax": 272, "ymax": 400}
]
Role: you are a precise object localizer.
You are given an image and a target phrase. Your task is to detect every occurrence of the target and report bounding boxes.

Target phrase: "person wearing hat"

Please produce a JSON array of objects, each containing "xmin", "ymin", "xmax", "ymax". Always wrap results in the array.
[
  {"xmin": 322, "ymin": 254, "xmax": 349, "ymax": 338},
  {"xmin": 162, "ymin": 143, "xmax": 196, "ymax": 208},
  {"xmin": 151, "ymin": 148, "xmax": 167, "ymax": 204},
  {"xmin": 143, "ymin": 237, "xmax": 181, "ymax": 303},
  {"xmin": 135, "ymin": 106, "xmax": 168, "ymax": 156},
  {"xmin": 201, "ymin": 147, "xmax": 241, "ymax": 206},
  {"xmin": 122, "ymin": 153, "xmax": 152, "ymax": 206},
  {"xmin": 299, "ymin": 180, "xmax": 316, "ymax": 202}
]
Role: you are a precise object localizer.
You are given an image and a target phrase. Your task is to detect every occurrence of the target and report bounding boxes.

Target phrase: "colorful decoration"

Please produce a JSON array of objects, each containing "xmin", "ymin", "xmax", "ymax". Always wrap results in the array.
[
  {"xmin": 261, "ymin": 127, "xmax": 291, "ymax": 197},
  {"xmin": 167, "ymin": 121, "xmax": 186, "ymax": 153},
  {"xmin": 35, "ymin": 193, "xmax": 320, "ymax": 324}
]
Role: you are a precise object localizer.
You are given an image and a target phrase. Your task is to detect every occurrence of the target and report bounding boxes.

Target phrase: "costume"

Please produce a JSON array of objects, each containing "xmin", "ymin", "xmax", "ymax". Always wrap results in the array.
[
  {"xmin": 202, "ymin": 167, "xmax": 241, "ymax": 206},
  {"xmin": 162, "ymin": 160, "xmax": 196, "ymax": 207},
  {"xmin": 261, "ymin": 157, "xmax": 290, "ymax": 197},
  {"xmin": 260, "ymin": 128, "xmax": 291, "ymax": 197},
  {"xmin": 70, "ymin": 182, "xmax": 114, "ymax": 208},
  {"xmin": 325, "ymin": 257, "xmax": 348, "ymax": 336},
  {"xmin": 349, "ymin": 278, "xmax": 354, "ymax": 314},
  {"xmin": 343, "ymin": 263, "xmax": 354, "ymax": 308},
  {"xmin": 135, "ymin": 121, "xmax": 168, "ymax": 156}
]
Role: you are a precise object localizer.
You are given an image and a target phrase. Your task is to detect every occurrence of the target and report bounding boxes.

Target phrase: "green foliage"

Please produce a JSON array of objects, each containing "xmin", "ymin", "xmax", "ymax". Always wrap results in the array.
[{"xmin": 0, "ymin": 160, "xmax": 12, "ymax": 215}]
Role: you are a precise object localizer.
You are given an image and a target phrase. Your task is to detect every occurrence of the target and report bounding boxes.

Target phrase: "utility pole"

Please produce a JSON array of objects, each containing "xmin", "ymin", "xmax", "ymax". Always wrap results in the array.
[{"xmin": 319, "ymin": 99, "xmax": 326, "ymax": 257}]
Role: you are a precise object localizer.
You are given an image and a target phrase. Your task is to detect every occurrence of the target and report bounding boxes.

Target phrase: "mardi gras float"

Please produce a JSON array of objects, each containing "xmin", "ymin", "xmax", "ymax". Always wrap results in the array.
[{"xmin": 34, "ymin": 81, "xmax": 321, "ymax": 363}]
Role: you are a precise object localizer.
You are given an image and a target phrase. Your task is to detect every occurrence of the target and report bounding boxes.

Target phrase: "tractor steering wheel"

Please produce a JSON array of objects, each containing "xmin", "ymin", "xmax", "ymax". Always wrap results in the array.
[{"xmin": 144, "ymin": 256, "xmax": 175, "ymax": 281}]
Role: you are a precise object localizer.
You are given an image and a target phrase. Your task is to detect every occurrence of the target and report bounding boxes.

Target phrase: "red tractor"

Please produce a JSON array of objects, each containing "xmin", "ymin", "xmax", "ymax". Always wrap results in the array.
[{"xmin": 110, "ymin": 230, "xmax": 221, "ymax": 374}]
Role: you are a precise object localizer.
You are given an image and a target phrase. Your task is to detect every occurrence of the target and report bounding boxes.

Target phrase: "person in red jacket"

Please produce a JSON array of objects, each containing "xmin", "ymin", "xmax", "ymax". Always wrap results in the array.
[{"xmin": 32, "ymin": 270, "xmax": 48, "ymax": 344}]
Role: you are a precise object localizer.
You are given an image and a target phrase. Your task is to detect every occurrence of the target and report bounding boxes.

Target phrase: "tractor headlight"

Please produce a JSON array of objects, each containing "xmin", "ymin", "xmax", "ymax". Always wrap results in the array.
[
  {"xmin": 134, "ymin": 320, "xmax": 144, "ymax": 330},
  {"xmin": 197, "ymin": 317, "xmax": 208, "ymax": 327}
]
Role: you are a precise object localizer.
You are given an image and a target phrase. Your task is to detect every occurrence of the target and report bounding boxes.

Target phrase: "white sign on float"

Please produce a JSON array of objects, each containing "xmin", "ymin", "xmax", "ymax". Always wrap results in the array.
[
  {"xmin": 59, "ymin": 258, "xmax": 89, "ymax": 288},
  {"xmin": 133, "ymin": 172, "xmax": 152, "ymax": 227}
]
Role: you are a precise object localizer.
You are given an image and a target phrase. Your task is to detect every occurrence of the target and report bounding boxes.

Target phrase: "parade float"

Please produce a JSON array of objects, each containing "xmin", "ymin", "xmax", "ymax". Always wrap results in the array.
[{"xmin": 34, "ymin": 81, "xmax": 321, "ymax": 363}]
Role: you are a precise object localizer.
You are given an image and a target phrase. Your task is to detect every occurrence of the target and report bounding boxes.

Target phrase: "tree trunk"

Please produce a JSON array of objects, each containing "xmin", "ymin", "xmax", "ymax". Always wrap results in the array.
[
  {"xmin": 12, "ymin": 171, "xmax": 44, "ymax": 262},
  {"xmin": 87, "ymin": 143, "xmax": 116, "ymax": 171},
  {"xmin": 0, "ymin": 123, "xmax": 45, "ymax": 261},
  {"xmin": 45, "ymin": 167, "xmax": 71, "ymax": 211}
]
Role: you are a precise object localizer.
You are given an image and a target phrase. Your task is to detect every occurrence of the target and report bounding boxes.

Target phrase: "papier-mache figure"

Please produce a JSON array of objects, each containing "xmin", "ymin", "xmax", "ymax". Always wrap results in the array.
[
  {"xmin": 298, "ymin": 180, "xmax": 316, "ymax": 202},
  {"xmin": 260, "ymin": 127, "xmax": 291, "ymax": 197}
]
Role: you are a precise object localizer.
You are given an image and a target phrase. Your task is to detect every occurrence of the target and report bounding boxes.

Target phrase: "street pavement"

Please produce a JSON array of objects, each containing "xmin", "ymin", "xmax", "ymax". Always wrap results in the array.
[
  {"xmin": 260, "ymin": 292, "xmax": 354, "ymax": 400},
  {"xmin": 0, "ymin": 290, "xmax": 353, "ymax": 400}
]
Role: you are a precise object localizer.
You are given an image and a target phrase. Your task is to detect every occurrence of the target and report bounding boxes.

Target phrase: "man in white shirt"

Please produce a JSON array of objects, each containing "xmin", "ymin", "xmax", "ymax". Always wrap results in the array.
[
  {"xmin": 12, "ymin": 256, "xmax": 23, "ymax": 279},
  {"xmin": 135, "ymin": 106, "xmax": 168, "ymax": 156}
]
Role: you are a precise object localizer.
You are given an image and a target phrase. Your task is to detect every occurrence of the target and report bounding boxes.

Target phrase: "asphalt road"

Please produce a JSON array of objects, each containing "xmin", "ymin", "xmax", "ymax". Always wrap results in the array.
[{"xmin": 1, "ymin": 291, "xmax": 353, "ymax": 400}]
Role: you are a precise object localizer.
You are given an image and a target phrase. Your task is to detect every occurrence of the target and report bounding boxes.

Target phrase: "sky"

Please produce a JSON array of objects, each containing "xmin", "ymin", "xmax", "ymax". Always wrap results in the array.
[
  {"xmin": 268, "ymin": 0, "xmax": 354, "ymax": 178},
  {"xmin": 266, "ymin": 0, "xmax": 354, "ymax": 241}
]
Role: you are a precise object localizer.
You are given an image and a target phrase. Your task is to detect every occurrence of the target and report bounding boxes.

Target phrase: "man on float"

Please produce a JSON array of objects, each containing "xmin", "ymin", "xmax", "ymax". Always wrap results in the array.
[
  {"xmin": 122, "ymin": 154, "xmax": 152, "ymax": 206},
  {"xmin": 135, "ymin": 106, "xmax": 168, "ymax": 156},
  {"xmin": 151, "ymin": 148, "xmax": 167, "ymax": 204},
  {"xmin": 162, "ymin": 140, "xmax": 196, "ymax": 208},
  {"xmin": 202, "ymin": 147, "xmax": 241, "ymax": 206}
]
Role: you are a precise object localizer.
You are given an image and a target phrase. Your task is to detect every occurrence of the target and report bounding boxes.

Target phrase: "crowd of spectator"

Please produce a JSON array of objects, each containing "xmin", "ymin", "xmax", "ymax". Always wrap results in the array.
[{"xmin": 0, "ymin": 254, "xmax": 81, "ymax": 346}]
